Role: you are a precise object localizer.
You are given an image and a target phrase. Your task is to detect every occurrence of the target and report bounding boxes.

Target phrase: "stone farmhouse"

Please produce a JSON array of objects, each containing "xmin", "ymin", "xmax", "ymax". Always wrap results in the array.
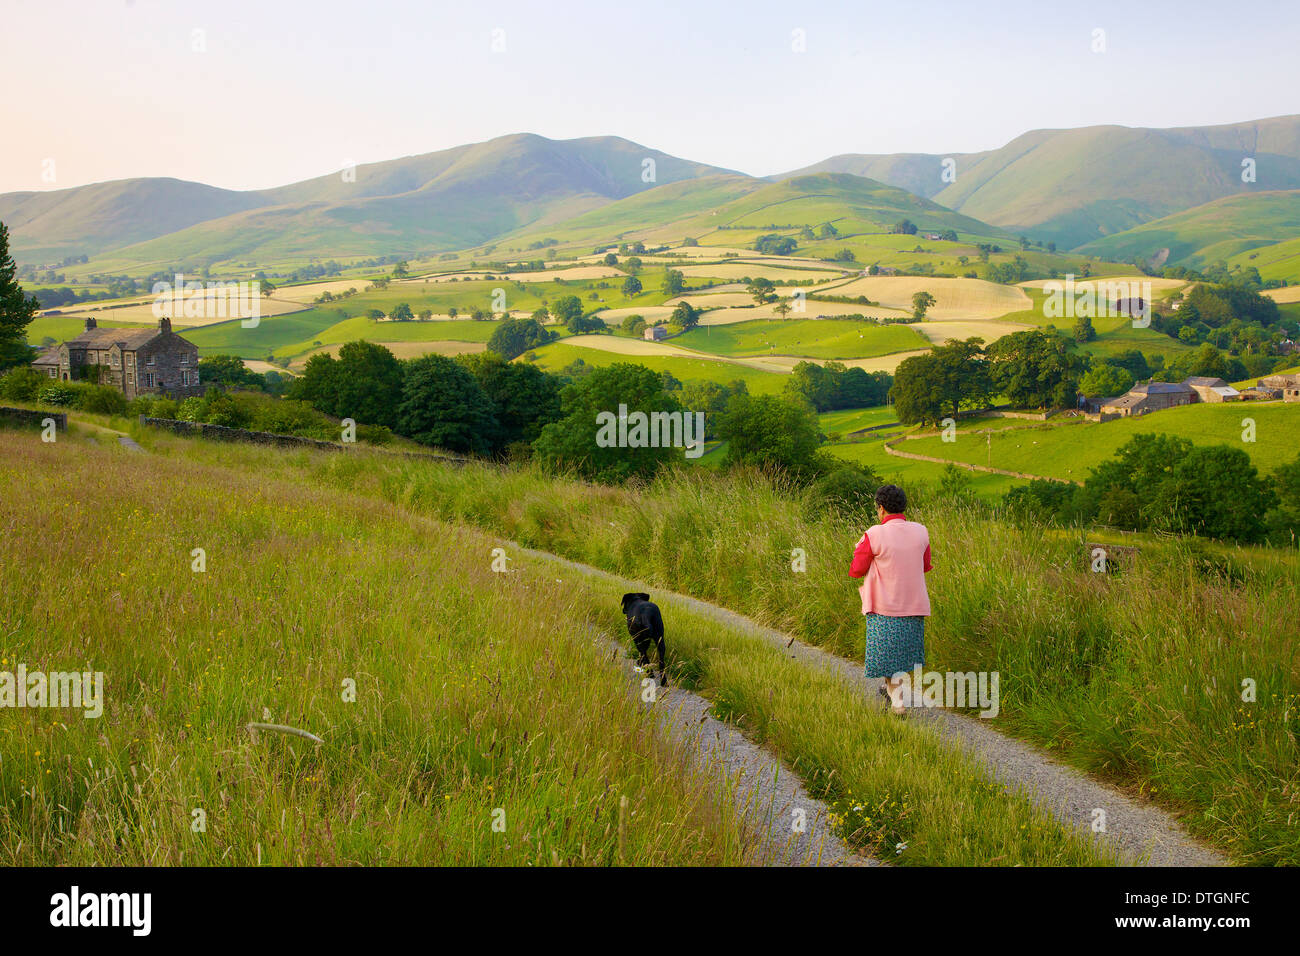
[
  {"xmin": 1098, "ymin": 380, "xmax": 1197, "ymax": 418},
  {"xmin": 31, "ymin": 317, "xmax": 204, "ymax": 401},
  {"xmin": 1095, "ymin": 373, "xmax": 1295, "ymax": 420},
  {"xmin": 1258, "ymin": 372, "xmax": 1300, "ymax": 402}
]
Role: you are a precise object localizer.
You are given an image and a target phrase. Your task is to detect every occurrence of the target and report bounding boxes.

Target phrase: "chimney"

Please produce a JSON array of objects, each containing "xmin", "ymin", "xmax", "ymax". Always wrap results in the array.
[
  {"xmin": 84, "ymin": 317, "xmax": 97, "ymax": 330},
  {"xmin": 159, "ymin": 317, "xmax": 171, "ymax": 333}
]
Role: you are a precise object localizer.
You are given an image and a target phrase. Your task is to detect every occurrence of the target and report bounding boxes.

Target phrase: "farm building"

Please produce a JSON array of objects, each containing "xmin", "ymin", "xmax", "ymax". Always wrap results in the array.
[
  {"xmin": 1184, "ymin": 376, "xmax": 1240, "ymax": 403},
  {"xmin": 1099, "ymin": 381, "xmax": 1196, "ymax": 418},
  {"xmin": 644, "ymin": 326, "xmax": 667, "ymax": 342},
  {"xmin": 31, "ymin": 316, "xmax": 204, "ymax": 401},
  {"xmin": 1259, "ymin": 373, "xmax": 1300, "ymax": 402}
]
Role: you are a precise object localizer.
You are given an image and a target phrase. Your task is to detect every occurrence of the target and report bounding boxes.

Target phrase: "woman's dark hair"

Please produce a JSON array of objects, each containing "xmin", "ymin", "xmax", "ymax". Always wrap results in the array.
[{"xmin": 874, "ymin": 484, "xmax": 907, "ymax": 515}]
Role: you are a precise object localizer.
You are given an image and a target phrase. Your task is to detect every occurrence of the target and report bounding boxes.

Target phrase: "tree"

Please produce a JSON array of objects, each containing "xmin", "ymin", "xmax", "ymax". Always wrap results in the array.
[
  {"xmin": 459, "ymin": 352, "xmax": 563, "ymax": 450},
  {"xmin": 623, "ymin": 256, "xmax": 643, "ymax": 274},
  {"xmin": 603, "ymin": 253, "xmax": 619, "ymax": 266},
  {"xmin": 1146, "ymin": 444, "xmax": 1274, "ymax": 543},
  {"xmin": 890, "ymin": 219, "xmax": 918, "ymax": 235},
  {"xmin": 0, "ymin": 221, "xmax": 38, "ymax": 369},
  {"xmin": 390, "ymin": 302, "xmax": 414, "ymax": 322},
  {"xmin": 396, "ymin": 354, "xmax": 497, "ymax": 454},
  {"xmin": 747, "ymin": 277, "xmax": 777, "ymax": 304},
  {"xmin": 289, "ymin": 341, "xmax": 405, "ymax": 429},
  {"xmin": 774, "ymin": 297, "xmax": 792, "ymax": 320},
  {"xmin": 661, "ymin": 269, "xmax": 685, "ymax": 296},
  {"xmin": 717, "ymin": 394, "xmax": 827, "ymax": 481},
  {"xmin": 622, "ymin": 275, "xmax": 642, "ymax": 297},
  {"xmin": 532, "ymin": 363, "xmax": 682, "ymax": 483},
  {"xmin": 671, "ymin": 301, "xmax": 701, "ymax": 329},
  {"xmin": 911, "ymin": 290, "xmax": 936, "ymax": 320},
  {"xmin": 986, "ymin": 329, "xmax": 1086, "ymax": 409},
  {"xmin": 550, "ymin": 295, "xmax": 584, "ymax": 327},
  {"xmin": 621, "ymin": 314, "xmax": 647, "ymax": 336},
  {"xmin": 392, "ymin": 260, "xmax": 409, "ymax": 278},
  {"xmin": 817, "ymin": 223, "xmax": 838, "ymax": 239},
  {"xmin": 486, "ymin": 317, "xmax": 556, "ymax": 360},
  {"xmin": 891, "ymin": 339, "xmax": 992, "ymax": 424},
  {"xmin": 1072, "ymin": 315, "xmax": 1096, "ymax": 342},
  {"xmin": 197, "ymin": 355, "xmax": 264, "ymax": 391},
  {"xmin": 1079, "ymin": 363, "xmax": 1134, "ymax": 397},
  {"xmin": 754, "ymin": 234, "xmax": 797, "ymax": 255}
]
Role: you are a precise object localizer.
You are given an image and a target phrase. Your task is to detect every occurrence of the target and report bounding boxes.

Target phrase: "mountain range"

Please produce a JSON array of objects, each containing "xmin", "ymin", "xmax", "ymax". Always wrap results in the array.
[{"xmin": 4, "ymin": 115, "xmax": 1300, "ymax": 271}]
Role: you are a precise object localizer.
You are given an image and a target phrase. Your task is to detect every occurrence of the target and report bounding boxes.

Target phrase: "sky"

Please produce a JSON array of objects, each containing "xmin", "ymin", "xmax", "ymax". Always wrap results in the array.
[{"xmin": 2, "ymin": 0, "xmax": 1298, "ymax": 194}]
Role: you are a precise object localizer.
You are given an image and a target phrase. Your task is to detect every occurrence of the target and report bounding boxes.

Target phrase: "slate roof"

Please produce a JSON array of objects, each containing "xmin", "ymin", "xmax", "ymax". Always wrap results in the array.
[{"xmin": 66, "ymin": 327, "xmax": 163, "ymax": 350}]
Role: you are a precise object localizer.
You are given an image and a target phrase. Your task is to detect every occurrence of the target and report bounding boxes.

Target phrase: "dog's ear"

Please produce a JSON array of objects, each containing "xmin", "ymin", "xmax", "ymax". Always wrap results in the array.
[
  {"xmin": 637, "ymin": 592, "xmax": 650, "ymax": 602},
  {"xmin": 621, "ymin": 593, "xmax": 636, "ymax": 610}
]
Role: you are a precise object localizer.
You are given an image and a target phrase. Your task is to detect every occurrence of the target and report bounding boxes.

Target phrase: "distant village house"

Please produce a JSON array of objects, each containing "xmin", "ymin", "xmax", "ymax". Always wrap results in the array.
[{"xmin": 31, "ymin": 317, "xmax": 204, "ymax": 401}]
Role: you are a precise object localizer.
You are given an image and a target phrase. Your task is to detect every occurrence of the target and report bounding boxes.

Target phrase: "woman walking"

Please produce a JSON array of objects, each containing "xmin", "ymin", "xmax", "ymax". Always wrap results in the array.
[{"xmin": 849, "ymin": 484, "xmax": 932, "ymax": 715}]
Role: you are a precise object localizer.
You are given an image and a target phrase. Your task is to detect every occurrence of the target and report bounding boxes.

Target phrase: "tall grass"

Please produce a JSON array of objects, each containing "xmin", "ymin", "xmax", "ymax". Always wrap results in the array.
[
  {"xmin": 2, "ymin": 428, "xmax": 1116, "ymax": 865},
  {"xmin": 0, "ymin": 432, "xmax": 759, "ymax": 865},
  {"xmin": 269, "ymin": 449, "xmax": 1297, "ymax": 864}
]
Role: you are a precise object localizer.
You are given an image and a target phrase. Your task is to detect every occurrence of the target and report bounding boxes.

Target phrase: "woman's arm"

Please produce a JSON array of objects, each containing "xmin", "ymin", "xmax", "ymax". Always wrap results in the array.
[
  {"xmin": 849, "ymin": 533, "xmax": 874, "ymax": 578},
  {"xmin": 923, "ymin": 544, "xmax": 932, "ymax": 573}
]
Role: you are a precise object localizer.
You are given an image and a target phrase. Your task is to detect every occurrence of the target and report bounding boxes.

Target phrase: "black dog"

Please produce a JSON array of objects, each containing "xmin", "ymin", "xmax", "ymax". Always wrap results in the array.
[{"xmin": 621, "ymin": 592, "xmax": 668, "ymax": 687}]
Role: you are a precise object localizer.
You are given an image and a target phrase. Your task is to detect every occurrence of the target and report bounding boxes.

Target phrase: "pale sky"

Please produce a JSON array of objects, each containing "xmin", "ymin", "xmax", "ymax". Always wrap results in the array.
[{"xmin": 2, "ymin": 0, "xmax": 1297, "ymax": 194}]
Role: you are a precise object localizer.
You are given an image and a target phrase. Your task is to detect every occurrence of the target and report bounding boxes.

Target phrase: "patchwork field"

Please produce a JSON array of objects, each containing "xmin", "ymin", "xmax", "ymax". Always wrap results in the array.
[
  {"xmin": 521, "ymin": 341, "xmax": 786, "ymax": 394},
  {"xmin": 675, "ymin": 319, "xmax": 930, "ymax": 359},
  {"xmin": 899, "ymin": 402, "xmax": 1300, "ymax": 481},
  {"xmin": 821, "ymin": 277, "xmax": 1031, "ymax": 320}
]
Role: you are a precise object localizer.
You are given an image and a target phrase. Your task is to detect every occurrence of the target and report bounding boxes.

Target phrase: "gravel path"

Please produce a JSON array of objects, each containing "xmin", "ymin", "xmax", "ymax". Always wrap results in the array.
[
  {"xmin": 520, "ymin": 544, "xmax": 1229, "ymax": 867},
  {"xmin": 595, "ymin": 632, "xmax": 875, "ymax": 867}
]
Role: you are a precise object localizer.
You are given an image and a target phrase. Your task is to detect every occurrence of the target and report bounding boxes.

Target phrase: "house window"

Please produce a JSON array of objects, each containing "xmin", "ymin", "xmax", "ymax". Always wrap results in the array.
[
  {"xmin": 180, "ymin": 353, "xmax": 189, "ymax": 364},
  {"xmin": 147, "ymin": 355, "xmax": 156, "ymax": 365}
]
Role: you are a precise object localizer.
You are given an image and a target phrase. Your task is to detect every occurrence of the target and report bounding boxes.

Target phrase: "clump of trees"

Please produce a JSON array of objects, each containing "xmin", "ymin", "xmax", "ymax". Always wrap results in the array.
[{"xmin": 1004, "ymin": 434, "xmax": 1299, "ymax": 546}]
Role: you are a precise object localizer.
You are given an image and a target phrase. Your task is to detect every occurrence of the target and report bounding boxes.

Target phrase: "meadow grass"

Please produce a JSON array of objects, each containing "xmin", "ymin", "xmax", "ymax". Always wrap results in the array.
[
  {"xmin": 2, "ymin": 426, "xmax": 1120, "ymax": 866},
  {"xmin": 262, "ymin": 451, "xmax": 1296, "ymax": 864},
  {"xmin": 0, "ymin": 429, "xmax": 764, "ymax": 865},
  {"xmin": 522, "ymin": 341, "xmax": 787, "ymax": 394},
  {"xmin": 900, "ymin": 402, "xmax": 1300, "ymax": 480},
  {"xmin": 675, "ymin": 319, "xmax": 928, "ymax": 360}
]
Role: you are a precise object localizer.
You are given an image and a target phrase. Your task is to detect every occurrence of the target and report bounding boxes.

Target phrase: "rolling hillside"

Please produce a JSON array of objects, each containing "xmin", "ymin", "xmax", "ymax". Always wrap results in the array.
[
  {"xmin": 3, "ymin": 134, "xmax": 739, "ymax": 268},
  {"xmin": 0, "ymin": 178, "xmax": 272, "ymax": 262},
  {"xmin": 781, "ymin": 115, "xmax": 1300, "ymax": 250},
  {"xmin": 1077, "ymin": 190, "xmax": 1300, "ymax": 277}
]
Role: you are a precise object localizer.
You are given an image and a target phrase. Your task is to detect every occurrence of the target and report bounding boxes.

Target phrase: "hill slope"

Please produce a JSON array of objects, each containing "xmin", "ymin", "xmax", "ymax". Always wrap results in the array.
[
  {"xmin": 1075, "ymin": 189, "xmax": 1300, "ymax": 275},
  {"xmin": 3, "ymin": 134, "xmax": 738, "ymax": 267},
  {"xmin": 782, "ymin": 115, "xmax": 1300, "ymax": 250},
  {"xmin": 0, "ymin": 178, "xmax": 272, "ymax": 262}
]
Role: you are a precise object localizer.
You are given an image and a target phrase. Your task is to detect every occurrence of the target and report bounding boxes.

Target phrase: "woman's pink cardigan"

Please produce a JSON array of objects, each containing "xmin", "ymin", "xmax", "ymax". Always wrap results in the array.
[{"xmin": 849, "ymin": 514, "xmax": 932, "ymax": 617}]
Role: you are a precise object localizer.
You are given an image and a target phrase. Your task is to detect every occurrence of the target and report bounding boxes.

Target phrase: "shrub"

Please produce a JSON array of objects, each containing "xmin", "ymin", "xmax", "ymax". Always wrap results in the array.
[
  {"xmin": 77, "ymin": 384, "xmax": 128, "ymax": 416},
  {"xmin": 37, "ymin": 381, "xmax": 80, "ymax": 407},
  {"xmin": 809, "ymin": 464, "xmax": 881, "ymax": 517},
  {"xmin": 0, "ymin": 368, "xmax": 49, "ymax": 403}
]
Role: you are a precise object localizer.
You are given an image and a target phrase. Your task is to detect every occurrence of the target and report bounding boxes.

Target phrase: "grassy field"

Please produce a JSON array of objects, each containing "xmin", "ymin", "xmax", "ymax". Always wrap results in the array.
[
  {"xmin": 0, "ymin": 426, "xmax": 1117, "ymax": 866},
  {"xmin": 522, "ymin": 341, "xmax": 787, "ymax": 394},
  {"xmin": 900, "ymin": 403, "xmax": 1300, "ymax": 481},
  {"xmin": 0, "ymin": 429, "xmax": 760, "ymax": 865},
  {"xmin": 676, "ymin": 319, "xmax": 928, "ymax": 360},
  {"xmin": 275, "ymin": 455, "xmax": 1297, "ymax": 865},
  {"xmin": 817, "ymin": 406, "xmax": 900, "ymax": 435}
]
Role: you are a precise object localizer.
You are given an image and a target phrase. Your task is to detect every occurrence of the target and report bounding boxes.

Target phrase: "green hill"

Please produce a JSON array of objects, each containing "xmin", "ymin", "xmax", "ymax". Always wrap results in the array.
[
  {"xmin": 1076, "ymin": 189, "xmax": 1300, "ymax": 275},
  {"xmin": 4, "ymin": 134, "xmax": 738, "ymax": 269},
  {"xmin": 0, "ymin": 178, "xmax": 271, "ymax": 263},
  {"xmin": 778, "ymin": 151, "xmax": 991, "ymax": 200},
  {"xmin": 783, "ymin": 116, "xmax": 1300, "ymax": 251}
]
